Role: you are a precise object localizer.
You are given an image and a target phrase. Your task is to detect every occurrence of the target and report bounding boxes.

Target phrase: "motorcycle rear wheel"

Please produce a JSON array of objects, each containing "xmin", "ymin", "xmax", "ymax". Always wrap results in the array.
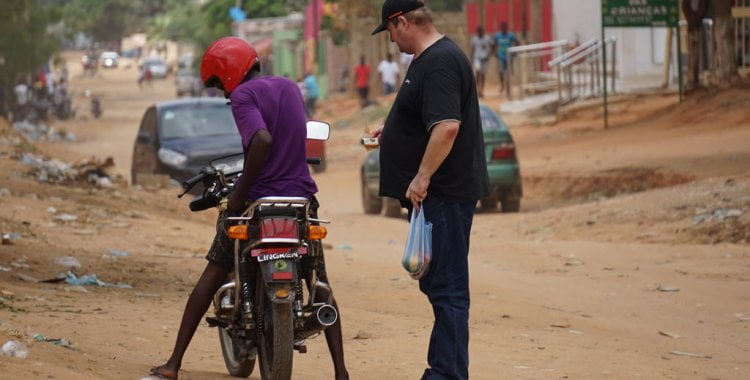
[
  {"xmin": 256, "ymin": 280, "xmax": 294, "ymax": 380},
  {"xmin": 218, "ymin": 327, "xmax": 256, "ymax": 377}
]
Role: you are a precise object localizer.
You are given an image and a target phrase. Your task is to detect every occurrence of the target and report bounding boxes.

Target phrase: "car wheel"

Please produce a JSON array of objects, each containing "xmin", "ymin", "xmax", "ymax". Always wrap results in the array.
[
  {"xmin": 480, "ymin": 191, "xmax": 499, "ymax": 212},
  {"xmin": 383, "ymin": 198, "xmax": 402, "ymax": 218},
  {"xmin": 361, "ymin": 175, "xmax": 382, "ymax": 214},
  {"xmin": 500, "ymin": 193, "xmax": 521, "ymax": 213}
]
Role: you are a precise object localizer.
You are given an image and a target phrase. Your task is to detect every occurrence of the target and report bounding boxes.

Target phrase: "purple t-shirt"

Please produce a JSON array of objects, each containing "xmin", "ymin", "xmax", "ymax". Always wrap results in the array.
[{"xmin": 230, "ymin": 76, "xmax": 317, "ymax": 200}]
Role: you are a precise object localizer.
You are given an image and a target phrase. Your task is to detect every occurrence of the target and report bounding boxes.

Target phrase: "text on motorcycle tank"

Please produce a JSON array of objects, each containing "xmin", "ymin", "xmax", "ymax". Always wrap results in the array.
[
  {"xmin": 251, "ymin": 246, "xmax": 308, "ymax": 258},
  {"xmin": 259, "ymin": 217, "xmax": 299, "ymax": 239}
]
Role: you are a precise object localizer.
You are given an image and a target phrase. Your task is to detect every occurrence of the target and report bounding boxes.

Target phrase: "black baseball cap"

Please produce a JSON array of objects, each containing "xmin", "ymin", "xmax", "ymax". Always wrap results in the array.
[{"xmin": 371, "ymin": 0, "xmax": 425, "ymax": 35}]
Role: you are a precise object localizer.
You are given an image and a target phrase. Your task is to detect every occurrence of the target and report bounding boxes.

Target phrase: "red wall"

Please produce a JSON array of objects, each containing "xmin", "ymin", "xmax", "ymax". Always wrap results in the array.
[{"xmin": 466, "ymin": 0, "xmax": 553, "ymax": 41}]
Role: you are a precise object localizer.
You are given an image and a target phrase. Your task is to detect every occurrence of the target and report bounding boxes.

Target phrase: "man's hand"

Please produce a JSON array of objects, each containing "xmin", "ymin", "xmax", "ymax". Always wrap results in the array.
[
  {"xmin": 370, "ymin": 125, "xmax": 384, "ymax": 144},
  {"xmin": 405, "ymin": 172, "xmax": 430, "ymax": 211},
  {"xmin": 226, "ymin": 190, "xmax": 246, "ymax": 212}
]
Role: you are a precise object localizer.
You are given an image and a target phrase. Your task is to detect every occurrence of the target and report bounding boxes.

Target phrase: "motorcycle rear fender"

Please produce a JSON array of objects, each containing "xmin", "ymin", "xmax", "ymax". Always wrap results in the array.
[{"xmin": 259, "ymin": 260, "xmax": 297, "ymax": 304}]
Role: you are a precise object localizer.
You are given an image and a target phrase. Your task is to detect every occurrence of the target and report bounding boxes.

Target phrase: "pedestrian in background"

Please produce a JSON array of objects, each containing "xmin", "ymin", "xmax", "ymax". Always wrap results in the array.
[
  {"xmin": 369, "ymin": 1, "xmax": 489, "ymax": 379},
  {"xmin": 303, "ymin": 70, "xmax": 319, "ymax": 118},
  {"xmin": 470, "ymin": 25, "xmax": 493, "ymax": 98},
  {"xmin": 494, "ymin": 22, "xmax": 518, "ymax": 93},
  {"xmin": 377, "ymin": 53, "xmax": 401, "ymax": 95},
  {"xmin": 354, "ymin": 55, "xmax": 371, "ymax": 108},
  {"xmin": 13, "ymin": 78, "xmax": 29, "ymax": 122}
]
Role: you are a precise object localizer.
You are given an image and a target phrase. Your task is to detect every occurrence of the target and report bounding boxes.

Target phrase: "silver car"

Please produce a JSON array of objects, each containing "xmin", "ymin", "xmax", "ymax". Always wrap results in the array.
[
  {"xmin": 175, "ymin": 70, "xmax": 202, "ymax": 97},
  {"xmin": 142, "ymin": 58, "xmax": 169, "ymax": 79}
]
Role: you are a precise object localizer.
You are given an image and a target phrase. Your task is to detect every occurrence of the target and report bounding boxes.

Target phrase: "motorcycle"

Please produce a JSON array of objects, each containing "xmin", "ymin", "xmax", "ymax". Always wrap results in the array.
[{"xmin": 179, "ymin": 121, "xmax": 335, "ymax": 380}]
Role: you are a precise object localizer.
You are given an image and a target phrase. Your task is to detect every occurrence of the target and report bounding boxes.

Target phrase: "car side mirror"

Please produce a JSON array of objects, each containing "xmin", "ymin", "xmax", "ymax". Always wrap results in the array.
[
  {"xmin": 306, "ymin": 121, "xmax": 330, "ymax": 141},
  {"xmin": 137, "ymin": 131, "xmax": 153, "ymax": 144}
]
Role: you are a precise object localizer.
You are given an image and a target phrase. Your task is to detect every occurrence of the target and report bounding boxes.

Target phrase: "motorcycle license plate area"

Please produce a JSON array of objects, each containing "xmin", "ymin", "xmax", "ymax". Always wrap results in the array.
[
  {"xmin": 251, "ymin": 246, "xmax": 307, "ymax": 262},
  {"xmin": 252, "ymin": 248, "xmax": 306, "ymax": 282}
]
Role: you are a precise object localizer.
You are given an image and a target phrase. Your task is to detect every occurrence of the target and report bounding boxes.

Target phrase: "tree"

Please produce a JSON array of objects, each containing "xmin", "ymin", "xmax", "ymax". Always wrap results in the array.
[
  {"xmin": 0, "ymin": 0, "xmax": 62, "ymax": 95},
  {"xmin": 148, "ymin": 0, "xmax": 302, "ymax": 68},
  {"xmin": 712, "ymin": 0, "xmax": 738, "ymax": 87},
  {"xmin": 682, "ymin": 0, "xmax": 709, "ymax": 90},
  {"xmin": 63, "ymin": 0, "xmax": 133, "ymax": 45}
]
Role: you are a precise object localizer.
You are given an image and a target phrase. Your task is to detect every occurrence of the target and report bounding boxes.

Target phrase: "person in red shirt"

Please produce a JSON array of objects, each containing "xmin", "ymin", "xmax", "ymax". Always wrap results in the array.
[{"xmin": 354, "ymin": 55, "xmax": 371, "ymax": 108}]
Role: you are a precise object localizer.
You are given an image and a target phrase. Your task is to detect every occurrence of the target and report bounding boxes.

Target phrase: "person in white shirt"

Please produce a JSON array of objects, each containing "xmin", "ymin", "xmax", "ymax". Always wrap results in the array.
[
  {"xmin": 377, "ymin": 53, "xmax": 401, "ymax": 95},
  {"xmin": 13, "ymin": 78, "xmax": 29, "ymax": 121},
  {"xmin": 470, "ymin": 25, "xmax": 493, "ymax": 97}
]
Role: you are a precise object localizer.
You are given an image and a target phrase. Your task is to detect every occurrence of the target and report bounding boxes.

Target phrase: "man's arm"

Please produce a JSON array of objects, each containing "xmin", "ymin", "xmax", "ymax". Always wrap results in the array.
[
  {"xmin": 405, "ymin": 120, "xmax": 460, "ymax": 209},
  {"xmin": 227, "ymin": 129, "xmax": 273, "ymax": 211}
]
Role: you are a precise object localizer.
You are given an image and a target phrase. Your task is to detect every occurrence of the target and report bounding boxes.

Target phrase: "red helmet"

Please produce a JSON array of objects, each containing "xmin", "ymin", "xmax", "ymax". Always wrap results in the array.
[{"xmin": 200, "ymin": 37, "xmax": 259, "ymax": 93}]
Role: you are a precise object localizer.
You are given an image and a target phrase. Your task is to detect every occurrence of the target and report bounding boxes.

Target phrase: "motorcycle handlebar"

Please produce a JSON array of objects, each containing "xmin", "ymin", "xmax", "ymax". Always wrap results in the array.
[
  {"xmin": 183, "ymin": 172, "xmax": 206, "ymax": 190},
  {"xmin": 189, "ymin": 195, "xmax": 219, "ymax": 212}
]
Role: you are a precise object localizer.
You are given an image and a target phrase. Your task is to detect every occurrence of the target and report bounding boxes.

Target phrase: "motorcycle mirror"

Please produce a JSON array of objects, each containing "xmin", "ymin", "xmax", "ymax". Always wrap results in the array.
[{"xmin": 306, "ymin": 121, "xmax": 330, "ymax": 141}]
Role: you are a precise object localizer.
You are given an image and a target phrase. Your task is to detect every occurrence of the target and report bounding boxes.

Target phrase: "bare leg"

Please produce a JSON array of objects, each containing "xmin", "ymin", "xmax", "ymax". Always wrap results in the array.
[
  {"xmin": 321, "ymin": 296, "xmax": 349, "ymax": 380},
  {"xmin": 152, "ymin": 262, "xmax": 230, "ymax": 379},
  {"xmin": 476, "ymin": 72, "xmax": 485, "ymax": 97}
]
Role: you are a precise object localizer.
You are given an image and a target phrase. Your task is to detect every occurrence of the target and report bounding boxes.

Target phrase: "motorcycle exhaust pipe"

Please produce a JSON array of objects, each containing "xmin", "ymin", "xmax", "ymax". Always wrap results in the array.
[
  {"xmin": 315, "ymin": 304, "xmax": 338, "ymax": 327},
  {"xmin": 295, "ymin": 304, "xmax": 339, "ymax": 340}
]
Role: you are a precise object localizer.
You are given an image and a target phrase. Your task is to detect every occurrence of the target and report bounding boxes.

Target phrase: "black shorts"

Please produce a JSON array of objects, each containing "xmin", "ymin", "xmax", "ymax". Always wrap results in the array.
[
  {"xmin": 357, "ymin": 87, "xmax": 369, "ymax": 99},
  {"xmin": 205, "ymin": 211, "xmax": 242, "ymax": 269}
]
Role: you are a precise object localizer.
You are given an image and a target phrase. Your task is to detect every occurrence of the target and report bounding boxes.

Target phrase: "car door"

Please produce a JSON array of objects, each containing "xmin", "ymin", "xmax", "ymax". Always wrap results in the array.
[{"xmin": 131, "ymin": 106, "xmax": 159, "ymax": 184}]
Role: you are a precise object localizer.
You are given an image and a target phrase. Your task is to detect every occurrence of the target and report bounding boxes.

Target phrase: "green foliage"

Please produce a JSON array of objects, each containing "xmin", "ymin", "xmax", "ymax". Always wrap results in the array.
[
  {"xmin": 0, "ymin": 0, "xmax": 62, "ymax": 89},
  {"xmin": 428, "ymin": 0, "xmax": 464, "ymax": 12},
  {"xmin": 63, "ymin": 0, "xmax": 134, "ymax": 44},
  {"xmin": 149, "ymin": 0, "xmax": 302, "ymax": 68}
]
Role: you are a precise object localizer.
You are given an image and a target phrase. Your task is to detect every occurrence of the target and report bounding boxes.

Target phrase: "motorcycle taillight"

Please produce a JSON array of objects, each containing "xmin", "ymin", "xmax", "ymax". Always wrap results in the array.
[{"xmin": 259, "ymin": 217, "xmax": 299, "ymax": 239}]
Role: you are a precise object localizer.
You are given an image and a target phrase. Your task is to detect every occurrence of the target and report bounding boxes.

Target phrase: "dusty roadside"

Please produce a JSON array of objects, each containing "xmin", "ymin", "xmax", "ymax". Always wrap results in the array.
[{"xmin": 1, "ymin": 57, "xmax": 749, "ymax": 379}]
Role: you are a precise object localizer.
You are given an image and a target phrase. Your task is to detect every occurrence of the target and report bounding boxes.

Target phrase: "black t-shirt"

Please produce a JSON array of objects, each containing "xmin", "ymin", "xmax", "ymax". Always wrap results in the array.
[{"xmin": 379, "ymin": 37, "xmax": 490, "ymax": 203}]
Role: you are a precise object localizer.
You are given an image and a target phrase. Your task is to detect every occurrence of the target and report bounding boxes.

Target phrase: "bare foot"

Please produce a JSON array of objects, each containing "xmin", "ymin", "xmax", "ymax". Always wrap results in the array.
[{"xmin": 148, "ymin": 364, "xmax": 178, "ymax": 380}]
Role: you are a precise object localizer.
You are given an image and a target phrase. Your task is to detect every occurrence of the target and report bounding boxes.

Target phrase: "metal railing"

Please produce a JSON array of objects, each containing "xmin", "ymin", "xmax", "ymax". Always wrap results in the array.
[
  {"xmin": 679, "ymin": 18, "xmax": 715, "ymax": 76},
  {"xmin": 506, "ymin": 40, "xmax": 569, "ymax": 99},
  {"xmin": 738, "ymin": 0, "xmax": 750, "ymax": 69},
  {"xmin": 549, "ymin": 36, "xmax": 617, "ymax": 105}
]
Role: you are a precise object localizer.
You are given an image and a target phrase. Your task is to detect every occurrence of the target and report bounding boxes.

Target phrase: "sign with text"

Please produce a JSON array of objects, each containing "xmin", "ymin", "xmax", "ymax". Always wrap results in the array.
[{"xmin": 602, "ymin": 0, "xmax": 679, "ymax": 27}]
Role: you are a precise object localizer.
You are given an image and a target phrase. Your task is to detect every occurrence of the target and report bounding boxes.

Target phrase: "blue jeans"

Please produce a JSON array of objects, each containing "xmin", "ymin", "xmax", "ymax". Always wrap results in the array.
[{"xmin": 408, "ymin": 196, "xmax": 475, "ymax": 380}]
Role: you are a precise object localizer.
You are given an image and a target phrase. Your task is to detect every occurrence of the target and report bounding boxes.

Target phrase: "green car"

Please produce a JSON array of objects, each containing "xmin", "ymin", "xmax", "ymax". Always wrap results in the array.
[{"xmin": 361, "ymin": 104, "xmax": 522, "ymax": 217}]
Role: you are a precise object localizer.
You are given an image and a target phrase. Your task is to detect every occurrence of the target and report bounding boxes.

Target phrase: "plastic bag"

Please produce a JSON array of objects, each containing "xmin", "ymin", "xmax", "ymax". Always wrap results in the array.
[{"xmin": 402, "ymin": 205, "xmax": 432, "ymax": 280}]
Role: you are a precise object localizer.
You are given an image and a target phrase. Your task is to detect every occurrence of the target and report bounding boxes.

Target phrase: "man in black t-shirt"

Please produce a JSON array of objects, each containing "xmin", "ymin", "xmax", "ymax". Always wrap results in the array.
[{"xmin": 370, "ymin": 1, "xmax": 489, "ymax": 379}]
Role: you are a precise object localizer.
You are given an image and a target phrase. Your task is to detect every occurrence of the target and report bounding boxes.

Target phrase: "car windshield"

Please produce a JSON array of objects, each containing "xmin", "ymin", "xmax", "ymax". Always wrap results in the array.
[
  {"xmin": 160, "ymin": 104, "xmax": 237, "ymax": 140},
  {"xmin": 480, "ymin": 106, "xmax": 508, "ymax": 131}
]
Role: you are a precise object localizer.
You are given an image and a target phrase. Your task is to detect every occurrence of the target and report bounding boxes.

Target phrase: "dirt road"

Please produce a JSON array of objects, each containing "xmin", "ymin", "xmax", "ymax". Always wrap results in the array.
[{"xmin": 1, "ymin": 54, "xmax": 749, "ymax": 380}]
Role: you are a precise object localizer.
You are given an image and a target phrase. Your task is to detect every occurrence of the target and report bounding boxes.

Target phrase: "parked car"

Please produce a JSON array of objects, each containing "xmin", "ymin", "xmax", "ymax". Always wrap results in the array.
[
  {"xmin": 132, "ymin": 98, "xmax": 328, "ymax": 188},
  {"xmin": 361, "ymin": 104, "xmax": 522, "ymax": 217},
  {"xmin": 131, "ymin": 98, "xmax": 242, "ymax": 188},
  {"xmin": 141, "ymin": 58, "xmax": 169, "ymax": 79},
  {"xmin": 100, "ymin": 51, "xmax": 119, "ymax": 68},
  {"xmin": 174, "ymin": 69, "xmax": 202, "ymax": 97}
]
